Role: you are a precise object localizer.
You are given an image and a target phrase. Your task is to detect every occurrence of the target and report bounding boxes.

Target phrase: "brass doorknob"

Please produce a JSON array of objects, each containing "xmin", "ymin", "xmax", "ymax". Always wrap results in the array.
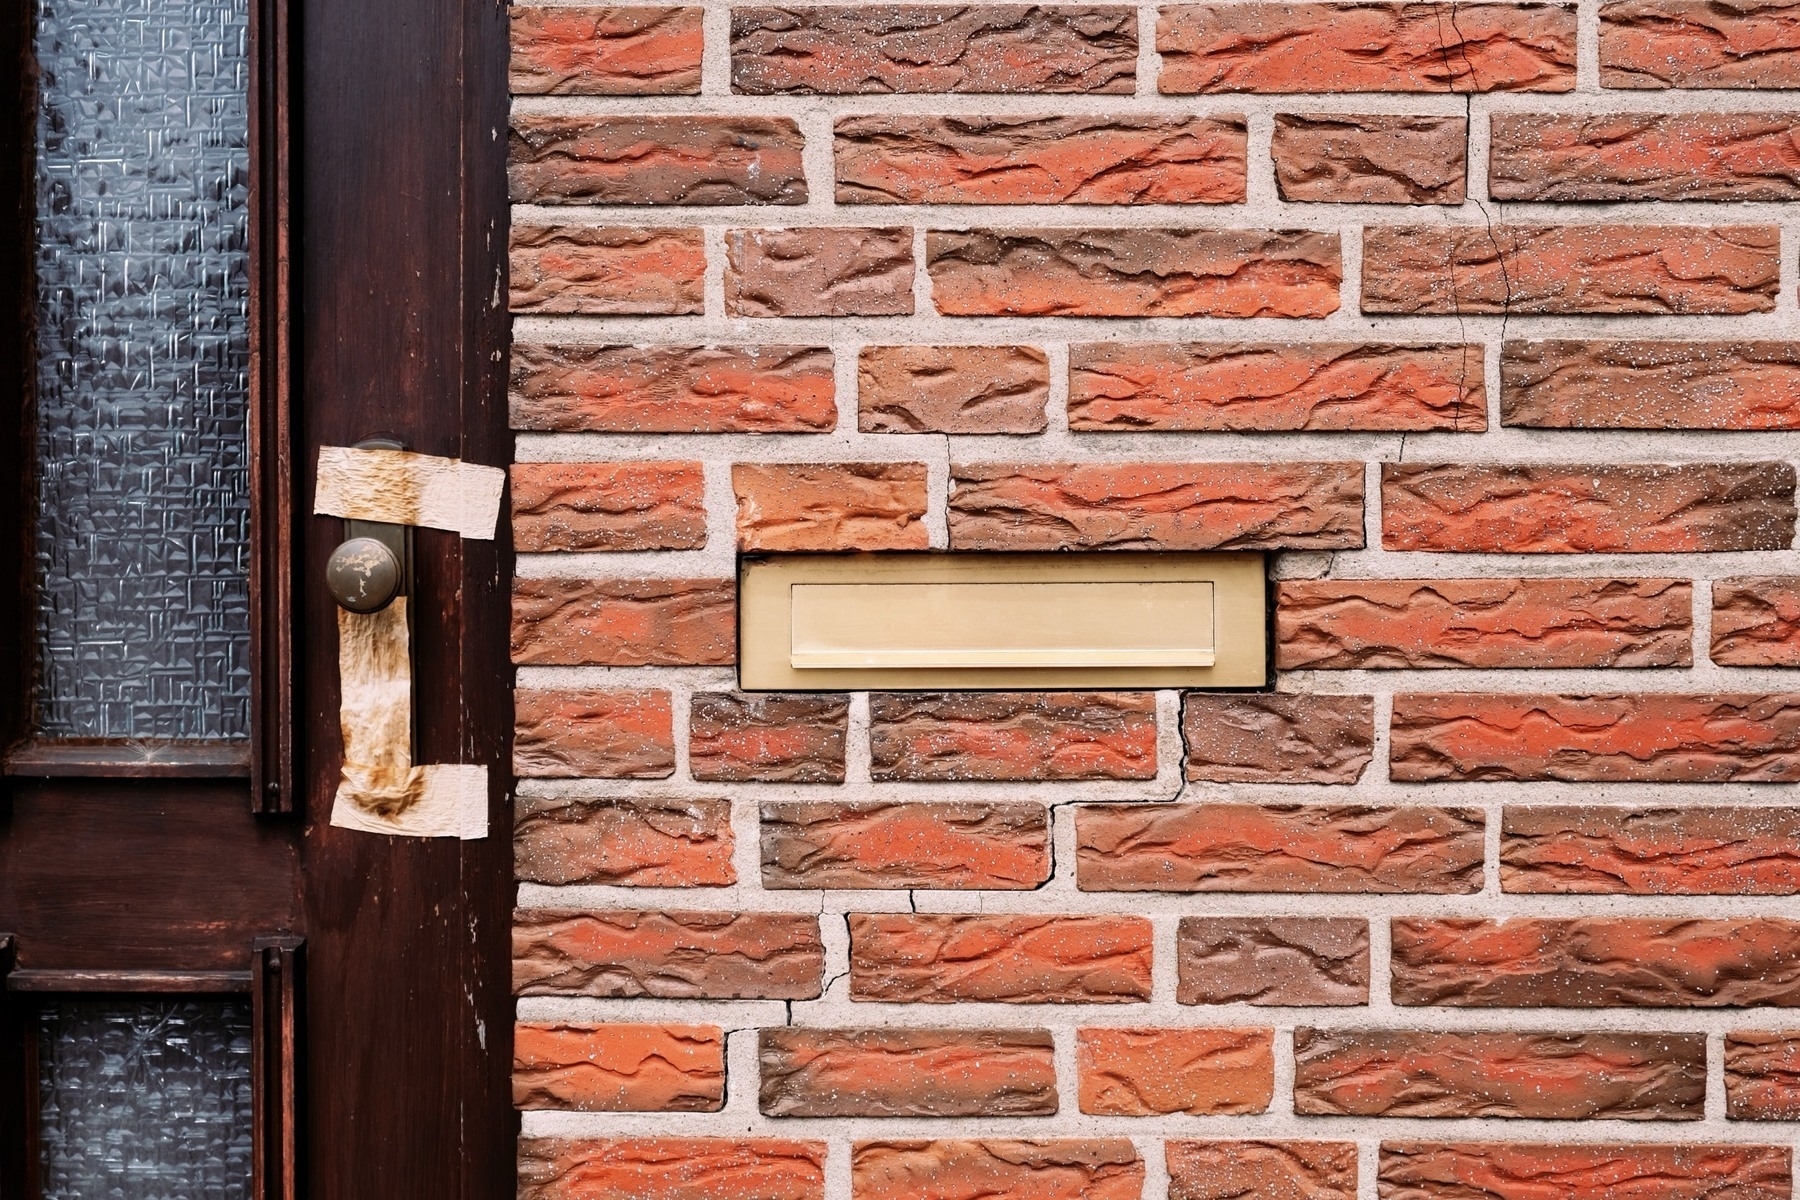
[{"xmin": 326, "ymin": 537, "xmax": 403, "ymax": 612}]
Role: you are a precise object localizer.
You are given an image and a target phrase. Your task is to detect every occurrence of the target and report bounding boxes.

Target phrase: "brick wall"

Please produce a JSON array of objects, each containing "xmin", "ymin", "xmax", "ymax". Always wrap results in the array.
[{"xmin": 505, "ymin": 3, "xmax": 1800, "ymax": 1197}]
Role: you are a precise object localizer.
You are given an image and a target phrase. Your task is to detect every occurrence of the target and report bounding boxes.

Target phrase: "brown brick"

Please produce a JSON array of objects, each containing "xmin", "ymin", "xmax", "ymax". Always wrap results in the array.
[
  {"xmin": 1491, "ymin": 113, "xmax": 1800, "ymax": 201},
  {"xmin": 950, "ymin": 462, "xmax": 1365, "ymax": 551},
  {"xmin": 1392, "ymin": 693, "xmax": 1800, "ymax": 783},
  {"xmin": 1362, "ymin": 224, "xmax": 1781, "ymax": 315},
  {"xmin": 513, "ymin": 910, "xmax": 823, "ymax": 999},
  {"xmin": 1379, "ymin": 1143, "xmax": 1791, "ymax": 1200},
  {"xmin": 1502, "ymin": 805, "xmax": 1800, "ymax": 895},
  {"xmin": 849, "ymin": 913, "xmax": 1153, "ymax": 1003},
  {"xmin": 510, "ymin": 115, "xmax": 805, "ymax": 205},
  {"xmin": 518, "ymin": 1137, "xmax": 826, "ymax": 1200},
  {"xmin": 1182, "ymin": 694, "xmax": 1374, "ymax": 784},
  {"xmin": 1502, "ymin": 340, "xmax": 1800, "ymax": 429},
  {"xmin": 1177, "ymin": 917, "xmax": 1369, "ymax": 1006},
  {"xmin": 1714, "ymin": 577, "xmax": 1800, "ymax": 665},
  {"xmin": 731, "ymin": 6, "xmax": 1138, "ymax": 94},
  {"xmin": 869, "ymin": 691, "xmax": 1157, "ymax": 782},
  {"xmin": 1382, "ymin": 463, "xmax": 1798, "ymax": 553},
  {"xmin": 858, "ymin": 345, "xmax": 1048, "ymax": 434},
  {"xmin": 725, "ymin": 227, "xmax": 914, "ymax": 317},
  {"xmin": 759, "ymin": 1028, "xmax": 1056, "ymax": 1117},
  {"xmin": 1293, "ymin": 1029, "xmax": 1706, "ymax": 1119},
  {"xmin": 1077, "ymin": 803, "xmax": 1485, "ymax": 894},
  {"xmin": 927, "ymin": 228, "xmax": 1342, "ymax": 318},
  {"xmin": 510, "ymin": 6, "xmax": 703, "ymax": 95},
  {"xmin": 689, "ymin": 693, "xmax": 849, "ymax": 784},
  {"xmin": 509, "ymin": 226, "xmax": 705, "ymax": 315},
  {"xmin": 1167, "ymin": 1142, "xmax": 1358, "ymax": 1200},
  {"xmin": 835, "ymin": 115, "xmax": 1246, "ymax": 204},
  {"xmin": 852, "ymin": 1140, "xmax": 1143, "ymax": 1200},
  {"xmin": 1727, "ymin": 1032, "xmax": 1800, "ymax": 1120},
  {"xmin": 514, "ymin": 689, "xmax": 675, "ymax": 779},
  {"xmin": 733, "ymin": 463, "xmax": 929, "ymax": 551},
  {"xmin": 510, "ymin": 462, "xmax": 707, "ymax": 553},
  {"xmin": 1601, "ymin": 0, "xmax": 1800, "ymax": 88},
  {"xmin": 512, "ymin": 578, "xmax": 735, "ymax": 667},
  {"xmin": 760, "ymin": 801, "xmax": 1050, "ymax": 890},
  {"xmin": 1078, "ymin": 1028, "xmax": 1274, "ymax": 1116},
  {"xmin": 1277, "ymin": 578, "xmax": 1693, "ymax": 670},
  {"xmin": 1157, "ymin": 3, "xmax": 1576, "ymax": 93},
  {"xmin": 514, "ymin": 1023, "xmax": 724, "ymax": 1112},
  {"xmin": 1272, "ymin": 115, "xmax": 1467, "ymax": 203},
  {"xmin": 515, "ymin": 797, "xmax": 735, "ymax": 888},
  {"xmin": 510, "ymin": 344, "xmax": 837, "ymax": 434}
]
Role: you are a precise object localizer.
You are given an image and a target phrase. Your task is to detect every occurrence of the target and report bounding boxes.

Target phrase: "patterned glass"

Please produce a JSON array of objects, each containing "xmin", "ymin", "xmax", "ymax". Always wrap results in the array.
[
  {"xmin": 37, "ymin": 999, "xmax": 254, "ymax": 1200},
  {"xmin": 32, "ymin": 0, "xmax": 254, "ymax": 740}
]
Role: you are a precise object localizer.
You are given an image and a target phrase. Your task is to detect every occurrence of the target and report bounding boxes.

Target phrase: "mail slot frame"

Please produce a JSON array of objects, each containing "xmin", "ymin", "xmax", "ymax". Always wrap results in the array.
[{"xmin": 739, "ymin": 552, "xmax": 1269, "ymax": 691}]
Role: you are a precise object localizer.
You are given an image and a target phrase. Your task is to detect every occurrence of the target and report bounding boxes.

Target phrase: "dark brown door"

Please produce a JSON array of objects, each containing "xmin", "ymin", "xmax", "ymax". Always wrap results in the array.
[{"xmin": 0, "ymin": 0, "xmax": 513, "ymax": 1195}]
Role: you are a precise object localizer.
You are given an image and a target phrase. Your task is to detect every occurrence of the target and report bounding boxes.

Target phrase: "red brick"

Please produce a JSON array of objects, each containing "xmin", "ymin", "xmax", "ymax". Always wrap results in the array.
[
  {"xmin": 514, "ymin": 689, "xmax": 674, "ymax": 779},
  {"xmin": 835, "ymin": 115, "xmax": 1246, "ymax": 204},
  {"xmin": 509, "ymin": 115, "xmax": 805, "ymax": 205},
  {"xmin": 759, "ymin": 1028, "xmax": 1056, "ymax": 1117},
  {"xmin": 1727, "ymin": 1032, "xmax": 1800, "ymax": 1120},
  {"xmin": 1502, "ymin": 805, "xmax": 1800, "ymax": 895},
  {"xmin": 725, "ymin": 228, "xmax": 913, "ymax": 317},
  {"xmin": 1491, "ymin": 113, "xmax": 1800, "ymax": 201},
  {"xmin": 509, "ymin": 226, "xmax": 705, "ymax": 315},
  {"xmin": 1272, "ymin": 115, "xmax": 1467, "ymax": 203},
  {"xmin": 1069, "ymin": 342, "xmax": 1484, "ymax": 432},
  {"xmin": 1277, "ymin": 578, "xmax": 1693, "ymax": 669},
  {"xmin": 518, "ymin": 1138, "xmax": 826, "ymax": 1200},
  {"xmin": 1078, "ymin": 1028, "xmax": 1273, "ymax": 1115},
  {"xmin": 689, "ymin": 693, "xmax": 848, "ymax": 784},
  {"xmin": 1157, "ymin": 3, "xmax": 1576, "ymax": 93},
  {"xmin": 1177, "ymin": 917, "xmax": 1369, "ymax": 1006},
  {"xmin": 1601, "ymin": 0, "xmax": 1800, "ymax": 88},
  {"xmin": 927, "ymin": 228, "xmax": 1342, "ymax": 318},
  {"xmin": 515, "ymin": 797, "xmax": 735, "ymax": 887},
  {"xmin": 1714, "ymin": 577, "xmax": 1800, "ymax": 665},
  {"xmin": 1362, "ymin": 224, "xmax": 1781, "ymax": 315},
  {"xmin": 512, "ymin": 578, "xmax": 734, "ymax": 666},
  {"xmin": 849, "ymin": 913, "xmax": 1153, "ymax": 1003},
  {"xmin": 512, "ymin": 909, "xmax": 823, "ymax": 999},
  {"xmin": 510, "ymin": 6, "xmax": 703, "ymax": 95},
  {"xmin": 1182, "ymin": 694, "xmax": 1374, "ymax": 784},
  {"xmin": 760, "ymin": 801, "xmax": 1050, "ymax": 890},
  {"xmin": 1502, "ymin": 340, "xmax": 1800, "ymax": 429},
  {"xmin": 869, "ymin": 691, "xmax": 1157, "ymax": 782},
  {"xmin": 733, "ymin": 463, "xmax": 929, "ymax": 551},
  {"xmin": 859, "ymin": 346, "xmax": 1049, "ymax": 434},
  {"xmin": 1167, "ymin": 1142, "xmax": 1357, "ymax": 1200},
  {"xmin": 1293, "ymin": 1029, "xmax": 1706, "ymax": 1119},
  {"xmin": 1380, "ymin": 1143, "xmax": 1791, "ymax": 1200},
  {"xmin": 1391, "ymin": 693, "xmax": 1800, "ymax": 783},
  {"xmin": 510, "ymin": 344, "xmax": 836, "ymax": 434},
  {"xmin": 514, "ymin": 1022, "xmax": 724, "ymax": 1111},
  {"xmin": 510, "ymin": 462, "xmax": 706, "ymax": 553},
  {"xmin": 852, "ymin": 1140, "xmax": 1143, "ymax": 1200},
  {"xmin": 1382, "ymin": 463, "xmax": 1797, "ymax": 553},
  {"xmin": 950, "ymin": 462, "xmax": 1365, "ymax": 551},
  {"xmin": 1076, "ymin": 803, "xmax": 1485, "ymax": 894}
]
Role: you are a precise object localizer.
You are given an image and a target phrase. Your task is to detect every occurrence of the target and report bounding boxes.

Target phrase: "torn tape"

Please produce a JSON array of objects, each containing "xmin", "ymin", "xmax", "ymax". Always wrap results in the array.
[{"xmin": 314, "ymin": 445, "xmax": 505, "ymax": 540}]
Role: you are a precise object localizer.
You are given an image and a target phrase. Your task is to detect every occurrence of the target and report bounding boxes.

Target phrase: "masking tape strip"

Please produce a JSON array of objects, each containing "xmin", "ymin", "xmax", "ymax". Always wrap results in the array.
[{"xmin": 314, "ymin": 445, "xmax": 505, "ymax": 540}]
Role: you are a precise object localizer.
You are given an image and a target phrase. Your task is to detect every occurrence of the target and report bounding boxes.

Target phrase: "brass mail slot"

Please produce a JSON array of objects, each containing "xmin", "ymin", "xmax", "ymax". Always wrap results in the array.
[{"xmin": 740, "ymin": 552, "xmax": 1267, "ymax": 690}]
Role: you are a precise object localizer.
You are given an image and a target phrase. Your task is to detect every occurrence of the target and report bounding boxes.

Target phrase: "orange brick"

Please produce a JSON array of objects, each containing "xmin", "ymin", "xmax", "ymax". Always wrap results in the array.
[
  {"xmin": 510, "ymin": 462, "xmax": 706, "ymax": 553},
  {"xmin": 514, "ymin": 1022, "xmax": 724, "ymax": 1111},
  {"xmin": 849, "ymin": 914, "xmax": 1153, "ymax": 1003},
  {"xmin": 1077, "ymin": 1028, "xmax": 1274, "ymax": 1115},
  {"xmin": 519, "ymin": 1138, "xmax": 825, "ymax": 1200},
  {"xmin": 510, "ymin": 6, "xmax": 703, "ymax": 95},
  {"xmin": 733, "ymin": 463, "xmax": 929, "ymax": 551}
]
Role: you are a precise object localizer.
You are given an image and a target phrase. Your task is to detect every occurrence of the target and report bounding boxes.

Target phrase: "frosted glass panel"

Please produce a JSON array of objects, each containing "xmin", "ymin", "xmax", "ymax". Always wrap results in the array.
[
  {"xmin": 38, "ymin": 999, "xmax": 254, "ymax": 1200},
  {"xmin": 32, "ymin": 0, "xmax": 254, "ymax": 740}
]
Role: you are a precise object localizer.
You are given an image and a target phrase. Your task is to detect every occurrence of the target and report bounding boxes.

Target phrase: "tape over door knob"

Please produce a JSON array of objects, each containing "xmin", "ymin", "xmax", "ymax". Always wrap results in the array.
[{"xmin": 326, "ymin": 536, "xmax": 403, "ymax": 612}]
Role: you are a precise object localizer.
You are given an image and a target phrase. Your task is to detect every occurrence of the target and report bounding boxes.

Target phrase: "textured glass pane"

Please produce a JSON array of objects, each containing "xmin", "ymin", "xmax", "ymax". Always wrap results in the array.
[
  {"xmin": 32, "ymin": 0, "xmax": 253, "ymax": 740},
  {"xmin": 38, "ymin": 999, "xmax": 254, "ymax": 1200}
]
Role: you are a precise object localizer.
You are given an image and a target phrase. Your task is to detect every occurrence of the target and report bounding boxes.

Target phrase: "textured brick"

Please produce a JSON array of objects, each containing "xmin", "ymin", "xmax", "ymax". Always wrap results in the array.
[
  {"xmin": 1391, "ymin": 693, "xmax": 1800, "ymax": 783},
  {"xmin": 510, "ymin": 344, "xmax": 836, "ymax": 434},
  {"xmin": 1502, "ymin": 805, "xmax": 1800, "ymax": 895},
  {"xmin": 1076, "ymin": 803, "xmax": 1485, "ymax": 894},
  {"xmin": 514, "ymin": 689, "xmax": 674, "ymax": 779},
  {"xmin": 760, "ymin": 801, "xmax": 1050, "ymax": 890},
  {"xmin": 1177, "ymin": 917, "xmax": 1369, "ymax": 1006},
  {"xmin": 1362, "ymin": 224, "xmax": 1781, "ymax": 315},
  {"xmin": 1182, "ymin": 694, "xmax": 1374, "ymax": 784},
  {"xmin": 731, "ymin": 6, "xmax": 1138, "ymax": 94},
  {"xmin": 510, "ymin": 6, "xmax": 703, "ymax": 95},
  {"xmin": 1166, "ymin": 1142, "xmax": 1358, "ymax": 1200},
  {"xmin": 835, "ymin": 115, "xmax": 1246, "ymax": 204},
  {"xmin": 759, "ymin": 1028, "xmax": 1056, "ymax": 1117},
  {"xmin": 1077, "ymin": 1028, "xmax": 1274, "ymax": 1116},
  {"xmin": 1272, "ymin": 115, "xmax": 1467, "ymax": 203},
  {"xmin": 1726, "ymin": 1032, "xmax": 1800, "ymax": 1120},
  {"xmin": 869, "ymin": 691, "xmax": 1157, "ymax": 781},
  {"xmin": 1379, "ymin": 1143, "xmax": 1792, "ymax": 1200},
  {"xmin": 849, "ymin": 913, "xmax": 1153, "ymax": 1003},
  {"xmin": 509, "ymin": 226, "xmax": 704, "ymax": 315},
  {"xmin": 858, "ymin": 345, "xmax": 1049, "ymax": 434},
  {"xmin": 689, "ymin": 693, "xmax": 849, "ymax": 784},
  {"xmin": 512, "ymin": 578, "xmax": 735, "ymax": 666},
  {"xmin": 1392, "ymin": 917, "xmax": 1800, "ymax": 1008},
  {"xmin": 1502, "ymin": 340, "xmax": 1800, "ymax": 429},
  {"xmin": 1490, "ymin": 113, "xmax": 1800, "ymax": 201},
  {"xmin": 518, "ymin": 1138, "xmax": 826, "ymax": 1200},
  {"xmin": 733, "ymin": 463, "xmax": 929, "ymax": 551},
  {"xmin": 1382, "ymin": 463, "xmax": 1798, "ymax": 553},
  {"xmin": 1293, "ymin": 1029, "xmax": 1706, "ymax": 1119},
  {"xmin": 725, "ymin": 227, "xmax": 914, "ymax": 317},
  {"xmin": 510, "ymin": 462, "xmax": 707, "ymax": 553},
  {"xmin": 514, "ymin": 1023, "xmax": 724, "ymax": 1112},
  {"xmin": 1277, "ymin": 578, "xmax": 1693, "ymax": 670},
  {"xmin": 949, "ymin": 462, "xmax": 1365, "ymax": 551},
  {"xmin": 1714, "ymin": 577, "xmax": 1800, "ymax": 665},
  {"xmin": 512, "ymin": 910, "xmax": 823, "ymax": 999},
  {"xmin": 851, "ymin": 1140, "xmax": 1143, "ymax": 1200},
  {"xmin": 515, "ymin": 797, "xmax": 735, "ymax": 887},
  {"xmin": 927, "ymin": 228, "xmax": 1342, "ymax": 318},
  {"xmin": 1601, "ymin": 0, "xmax": 1800, "ymax": 88},
  {"xmin": 1069, "ymin": 342, "xmax": 1484, "ymax": 432},
  {"xmin": 1157, "ymin": 3, "xmax": 1577, "ymax": 93},
  {"xmin": 510, "ymin": 115, "xmax": 805, "ymax": 205}
]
